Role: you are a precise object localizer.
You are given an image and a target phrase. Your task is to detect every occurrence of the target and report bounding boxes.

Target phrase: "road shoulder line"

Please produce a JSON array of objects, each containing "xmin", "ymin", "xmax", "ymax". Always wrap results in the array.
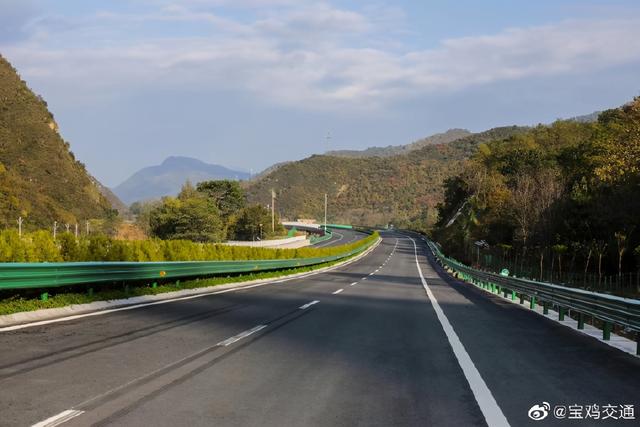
[{"xmin": 409, "ymin": 237, "xmax": 510, "ymax": 427}]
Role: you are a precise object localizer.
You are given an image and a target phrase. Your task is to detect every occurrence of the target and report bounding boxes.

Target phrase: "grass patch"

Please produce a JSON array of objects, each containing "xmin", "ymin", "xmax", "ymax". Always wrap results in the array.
[{"xmin": 0, "ymin": 251, "xmax": 364, "ymax": 316}]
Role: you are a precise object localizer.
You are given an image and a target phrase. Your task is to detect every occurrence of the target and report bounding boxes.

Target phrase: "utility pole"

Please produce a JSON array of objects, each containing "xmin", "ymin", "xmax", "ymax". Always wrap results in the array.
[
  {"xmin": 17, "ymin": 216, "xmax": 23, "ymax": 238},
  {"xmin": 271, "ymin": 189, "xmax": 276, "ymax": 233},
  {"xmin": 53, "ymin": 221, "xmax": 58, "ymax": 240},
  {"xmin": 324, "ymin": 193, "xmax": 328, "ymax": 231},
  {"xmin": 75, "ymin": 223, "xmax": 79, "ymax": 239}
]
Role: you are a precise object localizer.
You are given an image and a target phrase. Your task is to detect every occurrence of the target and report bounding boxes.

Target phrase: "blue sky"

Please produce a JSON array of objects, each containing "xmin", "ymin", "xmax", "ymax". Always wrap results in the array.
[{"xmin": 1, "ymin": 0, "xmax": 640, "ymax": 186}]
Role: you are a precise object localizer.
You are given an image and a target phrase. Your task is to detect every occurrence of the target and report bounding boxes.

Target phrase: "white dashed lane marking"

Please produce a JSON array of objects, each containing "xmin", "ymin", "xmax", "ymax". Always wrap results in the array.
[{"xmin": 299, "ymin": 300, "xmax": 320, "ymax": 310}]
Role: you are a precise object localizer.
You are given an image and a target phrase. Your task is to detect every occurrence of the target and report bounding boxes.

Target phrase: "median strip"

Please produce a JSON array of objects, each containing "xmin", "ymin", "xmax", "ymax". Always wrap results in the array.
[{"xmin": 0, "ymin": 236, "xmax": 382, "ymax": 331}]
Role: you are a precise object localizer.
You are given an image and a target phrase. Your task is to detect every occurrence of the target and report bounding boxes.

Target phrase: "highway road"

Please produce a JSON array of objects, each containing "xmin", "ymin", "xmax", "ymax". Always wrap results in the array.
[
  {"xmin": 313, "ymin": 227, "xmax": 367, "ymax": 248},
  {"xmin": 1, "ymin": 232, "xmax": 639, "ymax": 426}
]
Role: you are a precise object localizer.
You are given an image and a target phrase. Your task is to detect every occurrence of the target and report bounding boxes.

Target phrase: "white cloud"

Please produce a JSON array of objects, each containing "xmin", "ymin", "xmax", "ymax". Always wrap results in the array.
[{"xmin": 3, "ymin": 2, "xmax": 640, "ymax": 110}]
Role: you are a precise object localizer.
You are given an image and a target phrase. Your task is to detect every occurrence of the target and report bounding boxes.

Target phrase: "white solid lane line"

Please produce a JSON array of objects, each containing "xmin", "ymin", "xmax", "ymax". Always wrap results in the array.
[
  {"xmin": 217, "ymin": 324, "xmax": 268, "ymax": 347},
  {"xmin": 350, "ymin": 282, "xmax": 358, "ymax": 286},
  {"xmin": 332, "ymin": 289, "xmax": 344, "ymax": 294},
  {"xmin": 409, "ymin": 237, "xmax": 510, "ymax": 427},
  {"xmin": 31, "ymin": 409, "xmax": 84, "ymax": 427},
  {"xmin": 299, "ymin": 300, "xmax": 320, "ymax": 310}
]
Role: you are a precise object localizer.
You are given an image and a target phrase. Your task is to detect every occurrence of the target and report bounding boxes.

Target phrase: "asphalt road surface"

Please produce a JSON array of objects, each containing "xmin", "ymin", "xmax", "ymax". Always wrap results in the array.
[
  {"xmin": 312, "ymin": 228, "xmax": 366, "ymax": 248},
  {"xmin": 1, "ymin": 232, "xmax": 639, "ymax": 427}
]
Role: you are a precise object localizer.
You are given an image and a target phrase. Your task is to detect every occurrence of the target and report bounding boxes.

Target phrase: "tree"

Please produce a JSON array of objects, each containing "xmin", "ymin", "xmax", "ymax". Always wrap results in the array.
[
  {"xmin": 196, "ymin": 180, "xmax": 246, "ymax": 218},
  {"xmin": 230, "ymin": 205, "xmax": 285, "ymax": 241},
  {"xmin": 551, "ymin": 244, "xmax": 568, "ymax": 280},
  {"xmin": 149, "ymin": 194, "xmax": 224, "ymax": 242},
  {"xmin": 130, "ymin": 200, "xmax": 161, "ymax": 236}
]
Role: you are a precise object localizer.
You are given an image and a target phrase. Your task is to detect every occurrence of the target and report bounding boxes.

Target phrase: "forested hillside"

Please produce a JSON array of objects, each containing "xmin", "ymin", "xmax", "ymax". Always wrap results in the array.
[
  {"xmin": 327, "ymin": 129, "xmax": 471, "ymax": 158},
  {"xmin": 434, "ymin": 98, "xmax": 640, "ymax": 289},
  {"xmin": 246, "ymin": 126, "xmax": 526, "ymax": 227},
  {"xmin": 0, "ymin": 55, "xmax": 115, "ymax": 230}
]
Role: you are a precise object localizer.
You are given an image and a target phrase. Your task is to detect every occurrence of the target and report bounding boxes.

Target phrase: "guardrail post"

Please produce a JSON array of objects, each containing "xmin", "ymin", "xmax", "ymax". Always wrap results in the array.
[
  {"xmin": 152, "ymin": 282, "xmax": 157, "ymax": 289},
  {"xmin": 519, "ymin": 293, "xmax": 524, "ymax": 304},
  {"xmin": 176, "ymin": 280, "xmax": 181, "ymax": 288},
  {"xmin": 559, "ymin": 307, "xmax": 566, "ymax": 321},
  {"xmin": 124, "ymin": 284, "xmax": 130, "ymax": 295},
  {"xmin": 511, "ymin": 290, "xmax": 516, "ymax": 301},
  {"xmin": 40, "ymin": 292, "xmax": 48, "ymax": 301},
  {"xmin": 602, "ymin": 322, "xmax": 612, "ymax": 341},
  {"xmin": 637, "ymin": 333, "xmax": 640, "ymax": 356},
  {"xmin": 87, "ymin": 288, "xmax": 93, "ymax": 297},
  {"xmin": 530, "ymin": 296, "xmax": 536, "ymax": 309},
  {"xmin": 503, "ymin": 288, "xmax": 509, "ymax": 298},
  {"xmin": 543, "ymin": 301, "xmax": 549, "ymax": 315},
  {"xmin": 577, "ymin": 313, "xmax": 585, "ymax": 329}
]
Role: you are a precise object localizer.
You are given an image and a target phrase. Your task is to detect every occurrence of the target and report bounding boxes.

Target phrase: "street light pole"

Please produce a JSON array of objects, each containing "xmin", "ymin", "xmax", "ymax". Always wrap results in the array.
[
  {"xmin": 271, "ymin": 189, "xmax": 275, "ymax": 233},
  {"xmin": 324, "ymin": 193, "xmax": 327, "ymax": 231}
]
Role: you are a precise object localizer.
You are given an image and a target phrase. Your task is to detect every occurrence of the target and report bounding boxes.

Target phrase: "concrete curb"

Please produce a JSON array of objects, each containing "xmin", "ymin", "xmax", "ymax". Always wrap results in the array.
[{"xmin": 0, "ymin": 237, "xmax": 381, "ymax": 330}]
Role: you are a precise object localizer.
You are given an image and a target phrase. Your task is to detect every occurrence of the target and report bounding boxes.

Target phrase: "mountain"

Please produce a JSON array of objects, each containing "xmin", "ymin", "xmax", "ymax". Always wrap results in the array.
[
  {"xmin": 246, "ymin": 126, "xmax": 526, "ymax": 227},
  {"xmin": 249, "ymin": 161, "xmax": 292, "ymax": 181},
  {"xmin": 568, "ymin": 111, "xmax": 600, "ymax": 123},
  {"xmin": 114, "ymin": 156, "xmax": 250, "ymax": 204},
  {"xmin": 326, "ymin": 129, "xmax": 471, "ymax": 158},
  {"xmin": 0, "ymin": 55, "xmax": 115, "ymax": 229},
  {"xmin": 94, "ymin": 179, "xmax": 130, "ymax": 217}
]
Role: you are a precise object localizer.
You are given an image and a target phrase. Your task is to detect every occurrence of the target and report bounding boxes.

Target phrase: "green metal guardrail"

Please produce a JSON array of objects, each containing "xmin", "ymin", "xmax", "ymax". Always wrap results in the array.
[
  {"xmin": 0, "ymin": 235, "xmax": 377, "ymax": 292},
  {"xmin": 310, "ymin": 228, "xmax": 333, "ymax": 244},
  {"xmin": 322, "ymin": 224, "xmax": 353, "ymax": 230},
  {"xmin": 423, "ymin": 236, "xmax": 640, "ymax": 354}
]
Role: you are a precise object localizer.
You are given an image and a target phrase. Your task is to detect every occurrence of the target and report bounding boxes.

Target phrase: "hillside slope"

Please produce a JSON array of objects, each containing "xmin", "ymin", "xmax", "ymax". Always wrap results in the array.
[
  {"xmin": 327, "ymin": 128, "xmax": 471, "ymax": 158},
  {"xmin": 0, "ymin": 55, "xmax": 115, "ymax": 229},
  {"xmin": 246, "ymin": 126, "xmax": 526, "ymax": 227},
  {"xmin": 113, "ymin": 156, "xmax": 250, "ymax": 204}
]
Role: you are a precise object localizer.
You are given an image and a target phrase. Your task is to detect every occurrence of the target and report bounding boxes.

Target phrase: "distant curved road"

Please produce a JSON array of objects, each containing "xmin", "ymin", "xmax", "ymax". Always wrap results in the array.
[{"xmin": 313, "ymin": 228, "xmax": 367, "ymax": 248}]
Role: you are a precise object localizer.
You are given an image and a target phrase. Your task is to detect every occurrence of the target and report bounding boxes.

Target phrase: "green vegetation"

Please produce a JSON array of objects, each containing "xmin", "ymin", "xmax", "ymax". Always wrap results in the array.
[
  {"xmin": 149, "ymin": 182, "xmax": 225, "ymax": 242},
  {"xmin": 144, "ymin": 179, "xmax": 286, "ymax": 242},
  {"xmin": 0, "ymin": 55, "xmax": 116, "ymax": 230},
  {"xmin": 246, "ymin": 126, "xmax": 526, "ymax": 229},
  {"xmin": 230, "ymin": 205, "xmax": 285, "ymax": 240},
  {"xmin": 327, "ymin": 128, "xmax": 471, "ymax": 158},
  {"xmin": 0, "ymin": 228, "xmax": 377, "ymax": 262},
  {"xmin": 433, "ymin": 98, "xmax": 640, "ymax": 295}
]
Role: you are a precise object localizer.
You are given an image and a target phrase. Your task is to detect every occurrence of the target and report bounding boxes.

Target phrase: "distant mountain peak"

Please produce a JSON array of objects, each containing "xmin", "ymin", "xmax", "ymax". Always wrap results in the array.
[
  {"xmin": 113, "ymin": 157, "xmax": 250, "ymax": 204},
  {"xmin": 161, "ymin": 156, "xmax": 206, "ymax": 167}
]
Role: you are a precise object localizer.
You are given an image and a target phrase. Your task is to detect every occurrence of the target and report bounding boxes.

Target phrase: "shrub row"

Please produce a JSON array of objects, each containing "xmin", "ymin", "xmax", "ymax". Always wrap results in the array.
[{"xmin": 0, "ymin": 230, "xmax": 377, "ymax": 263}]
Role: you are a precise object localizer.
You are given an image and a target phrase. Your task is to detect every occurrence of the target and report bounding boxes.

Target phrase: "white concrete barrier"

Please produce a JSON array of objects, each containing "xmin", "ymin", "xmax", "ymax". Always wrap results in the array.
[{"xmin": 225, "ymin": 235, "xmax": 309, "ymax": 248}]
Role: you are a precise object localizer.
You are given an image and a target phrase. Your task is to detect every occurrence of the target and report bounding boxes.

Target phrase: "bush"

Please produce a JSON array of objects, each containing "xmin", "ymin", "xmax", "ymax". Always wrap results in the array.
[{"xmin": 0, "ymin": 229, "xmax": 378, "ymax": 263}]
